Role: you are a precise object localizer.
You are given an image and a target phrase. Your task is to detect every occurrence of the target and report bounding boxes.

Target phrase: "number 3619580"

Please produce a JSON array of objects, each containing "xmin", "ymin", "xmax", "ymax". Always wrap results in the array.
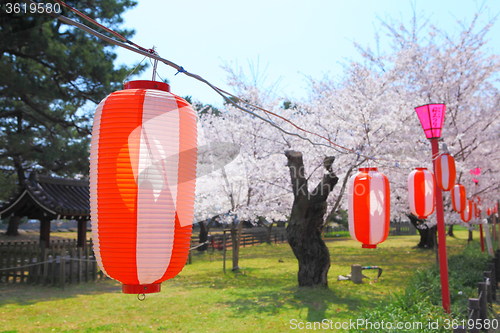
[{"xmin": 4, "ymin": 2, "xmax": 61, "ymax": 14}]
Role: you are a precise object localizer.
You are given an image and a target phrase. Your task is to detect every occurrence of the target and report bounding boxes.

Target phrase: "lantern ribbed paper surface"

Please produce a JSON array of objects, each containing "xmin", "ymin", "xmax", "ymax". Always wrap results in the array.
[
  {"xmin": 435, "ymin": 153, "xmax": 456, "ymax": 191},
  {"xmin": 90, "ymin": 80, "xmax": 197, "ymax": 294},
  {"xmin": 348, "ymin": 167, "xmax": 390, "ymax": 249},
  {"xmin": 461, "ymin": 200, "xmax": 472, "ymax": 223},
  {"xmin": 408, "ymin": 168, "xmax": 435, "ymax": 219},
  {"xmin": 451, "ymin": 184, "xmax": 466, "ymax": 213}
]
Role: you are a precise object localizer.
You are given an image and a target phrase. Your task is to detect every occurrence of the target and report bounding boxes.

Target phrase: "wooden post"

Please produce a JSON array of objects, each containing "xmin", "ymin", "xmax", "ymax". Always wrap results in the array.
[
  {"xmin": 42, "ymin": 249, "xmax": 48, "ymax": 285},
  {"xmin": 77, "ymin": 247, "xmax": 82, "ymax": 283},
  {"xmin": 351, "ymin": 264, "xmax": 363, "ymax": 284},
  {"xmin": 60, "ymin": 250, "xmax": 65, "ymax": 290},
  {"xmin": 478, "ymin": 282, "xmax": 488, "ymax": 321},
  {"xmin": 85, "ymin": 245, "xmax": 90, "ymax": 282},
  {"xmin": 488, "ymin": 263, "xmax": 496, "ymax": 299},
  {"xmin": 222, "ymin": 231, "xmax": 226, "ymax": 274},
  {"xmin": 468, "ymin": 298, "xmax": 480, "ymax": 333},
  {"xmin": 39, "ymin": 218, "xmax": 51, "ymax": 249},
  {"xmin": 51, "ymin": 247, "xmax": 57, "ymax": 286},
  {"xmin": 77, "ymin": 220, "xmax": 87, "ymax": 249},
  {"xmin": 485, "ymin": 271, "xmax": 493, "ymax": 306}
]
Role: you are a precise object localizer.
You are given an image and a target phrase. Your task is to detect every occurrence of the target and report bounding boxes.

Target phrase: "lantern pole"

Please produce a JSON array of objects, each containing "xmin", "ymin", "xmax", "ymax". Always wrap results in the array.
[
  {"xmin": 498, "ymin": 200, "xmax": 500, "ymax": 249},
  {"xmin": 430, "ymin": 138, "xmax": 451, "ymax": 314},
  {"xmin": 475, "ymin": 184, "xmax": 485, "ymax": 253}
]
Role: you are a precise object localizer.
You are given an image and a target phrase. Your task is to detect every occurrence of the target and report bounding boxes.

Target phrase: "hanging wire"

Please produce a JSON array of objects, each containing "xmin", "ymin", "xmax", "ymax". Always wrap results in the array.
[
  {"xmin": 27, "ymin": 0, "xmax": 453, "ymax": 168},
  {"xmin": 123, "ymin": 55, "xmax": 147, "ymax": 84}
]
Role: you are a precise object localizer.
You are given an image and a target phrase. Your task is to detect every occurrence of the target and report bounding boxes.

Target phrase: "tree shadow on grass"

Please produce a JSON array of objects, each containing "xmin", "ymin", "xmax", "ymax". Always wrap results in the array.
[
  {"xmin": 0, "ymin": 278, "xmax": 121, "ymax": 306},
  {"xmin": 216, "ymin": 282, "xmax": 388, "ymax": 322}
]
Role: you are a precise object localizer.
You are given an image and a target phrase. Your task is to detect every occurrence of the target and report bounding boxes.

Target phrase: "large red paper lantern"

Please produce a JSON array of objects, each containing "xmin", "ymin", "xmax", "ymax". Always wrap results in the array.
[
  {"xmin": 461, "ymin": 200, "xmax": 472, "ymax": 223},
  {"xmin": 90, "ymin": 80, "xmax": 197, "ymax": 294},
  {"xmin": 435, "ymin": 153, "xmax": 456, "ymax": 191},
  {"xmin": 408, "ymin": 168, "xmax": 435, "ymax": 219},
  {"xmin": 451, "ymin": 183, "xmax": 466, "ymax": 213},
  {"xmin": 348, "ymin": 167, "xmax": 390, "ymax": 249}
]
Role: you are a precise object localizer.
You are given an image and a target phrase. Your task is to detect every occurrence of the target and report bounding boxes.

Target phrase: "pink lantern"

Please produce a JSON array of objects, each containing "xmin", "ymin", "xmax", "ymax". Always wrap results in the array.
[
  {"xmin": 415, "ymin": 104, "xmax": 446, "ymax": 139},
  {"xmin": 461, "ymin": 200, "xmax": 472, "ymax": 223},
  {"xmin": 451, "ymin": 184, "xmax": 466, "ymax": 213},
  {"xmin": 408, "ymin": 168, "xmax": 435, "ymax": 219},
  {"xmin": 347, "ymin": 168, "xmax": 390, "ymax": 249},
  {"xmin": 435, "ymin": 153, "xmax": 456, "ymax": 191}
]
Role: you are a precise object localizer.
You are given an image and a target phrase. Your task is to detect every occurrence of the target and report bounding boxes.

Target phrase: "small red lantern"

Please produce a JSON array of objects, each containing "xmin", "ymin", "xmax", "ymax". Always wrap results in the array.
[
  {"xmin": 408, "ymin": 168, "xmax": 435, "ymax": 219},
  {"xmin": 451, "ymin": 183, "xmax": 466, "ymax": 213},
  {"xmin": 461, "ymin": 200, "xmax": 472, "ymax": 223},
  {"xmin": 473, "ymin": 202, "xmax": 479, "ymax": 219},
  {"xmin": 90, "ymin": 80, "xmax": 197, "ymax": 294},
  {"xmin": 435, "ymin": 153, "xmax": 456, "ymax": 191},
  {"xmin": 487, "ymin": 207, "xmax": 492, "ymax": 216},
  {"xmin": 348, "ymin": 167, "xmax": 390, "ymax": 249}
]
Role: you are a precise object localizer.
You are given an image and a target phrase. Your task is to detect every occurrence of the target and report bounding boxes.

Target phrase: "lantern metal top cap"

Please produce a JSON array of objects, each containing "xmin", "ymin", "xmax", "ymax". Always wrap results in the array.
[
  {"xmin": 414, "ymin": 103, "xmax": 446, "ymax": 139},
  {"xmin": 359, "ymin": 167, "xmax": 377, "ymax": 172},
  {"xmin": 123, "ymin": 80, "xmax": 170, "ymax": 92}
]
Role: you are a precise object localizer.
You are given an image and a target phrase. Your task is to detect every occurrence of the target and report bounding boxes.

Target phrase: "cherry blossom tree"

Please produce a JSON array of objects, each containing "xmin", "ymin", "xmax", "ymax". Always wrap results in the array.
[{"xmin": 195, "ymin": 9, "xmax": 500, "ymax": 284}]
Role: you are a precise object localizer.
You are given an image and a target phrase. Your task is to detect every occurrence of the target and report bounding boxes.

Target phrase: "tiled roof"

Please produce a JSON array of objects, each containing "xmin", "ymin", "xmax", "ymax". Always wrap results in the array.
[{"xmin": 0, "ymin": 172, "xmax": 90, "ymax": 220}]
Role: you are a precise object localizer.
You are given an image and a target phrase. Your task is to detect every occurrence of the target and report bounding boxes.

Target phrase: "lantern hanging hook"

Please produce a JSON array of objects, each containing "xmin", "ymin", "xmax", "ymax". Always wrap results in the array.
[
  {"xmin": 442, "ymin": 143, "xmax": 449, "ymax": 154},
  {"xmin": 151, "ymin": 46, "xmax": 159, "ymax": 81},
  {"xmin": 137, "ymin": 293, "xmax": 146, "ymax": 301}
]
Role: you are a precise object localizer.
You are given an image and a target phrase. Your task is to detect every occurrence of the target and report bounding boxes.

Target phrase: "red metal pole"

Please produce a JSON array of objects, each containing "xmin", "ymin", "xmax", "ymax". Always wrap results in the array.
[
  {"xmin": 479, "ymin": 224, "xmax": 485, "ymax": 252},
  {"xmin": 430, "ymin": 138, "xmax": 451, "ymax": 314},
  {"xmin": 476, "ymin": 183, "xmax": 485, "ymax": 252}
]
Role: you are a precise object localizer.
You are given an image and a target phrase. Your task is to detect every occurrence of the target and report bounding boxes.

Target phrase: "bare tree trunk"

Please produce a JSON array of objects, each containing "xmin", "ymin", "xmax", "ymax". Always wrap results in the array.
[
  {"xmin": 468, "ymin": 229, "xmax": 473, "ymax": 242},
  {"xmin": 230, "ymin": 217, "xmax": 243, "ymax": 271},
  {"xmin": 408, "ymin": 214, "xmax": 436, "ymax": 249},
  {"xmin": 285, "ymin": 151, "xmax": 338, "ymax": 287},
  {"xmin": 198, "ymin": 216, "xmax": 217, "ymax": 251},
  {"xmin": 257, "ymin": 217, "xmax": 274, "ymax": 244},
  {"xmin": 447, "ymin": 224, "xmax": 454, "ymax": 237},
  {"xmin": 5, "ymin": 216, "xmax": 21, "ymax": 236},
  {"xmin": 6, "ymin": 158, "xmax": 25, "ymax": 236}
]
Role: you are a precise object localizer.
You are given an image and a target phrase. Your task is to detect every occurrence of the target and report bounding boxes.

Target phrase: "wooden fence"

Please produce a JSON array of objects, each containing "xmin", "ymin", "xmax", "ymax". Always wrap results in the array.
[
  {"xmin": 0, "ymin": 239, "xmax": 104, "ymax": 289},
  {"xmin": 453, "ymin": 250, "xmax": 500, "ymax": 332},
  {"xmin": 190, "ymin": 229, "xmax": 288, "ymax": 252}
]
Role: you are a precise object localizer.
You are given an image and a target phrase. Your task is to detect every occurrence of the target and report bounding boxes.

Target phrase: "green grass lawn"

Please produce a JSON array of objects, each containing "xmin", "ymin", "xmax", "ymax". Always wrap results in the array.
[{"xmin": 0, "ymin": 229, "xmax": 485, "ymax": 332}]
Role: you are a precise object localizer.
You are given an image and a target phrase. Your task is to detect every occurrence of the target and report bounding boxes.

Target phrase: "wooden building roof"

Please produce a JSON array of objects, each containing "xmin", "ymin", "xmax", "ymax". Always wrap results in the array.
[{"xmin": 0, "ymin": 172, "xmax": 90, "ymax": 221}]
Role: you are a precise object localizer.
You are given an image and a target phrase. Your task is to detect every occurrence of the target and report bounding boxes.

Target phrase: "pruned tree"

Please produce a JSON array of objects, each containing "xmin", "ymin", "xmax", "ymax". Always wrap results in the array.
[{"xmin": 285, "ymin": 151, "xmax": 338, "ymax": 287}]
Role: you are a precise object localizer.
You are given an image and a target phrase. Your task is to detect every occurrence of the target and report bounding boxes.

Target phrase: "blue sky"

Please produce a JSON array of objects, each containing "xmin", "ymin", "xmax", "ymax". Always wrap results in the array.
[{"xmin": 115, "ymin": 0, "xmax": 500, "ymax": 107}]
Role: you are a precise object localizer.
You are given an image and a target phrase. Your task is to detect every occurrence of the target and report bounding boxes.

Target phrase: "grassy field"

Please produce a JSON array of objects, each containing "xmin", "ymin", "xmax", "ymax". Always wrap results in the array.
[{"xmin": 0, "ymin": 228, "xmax": 485, "ymax": 332}]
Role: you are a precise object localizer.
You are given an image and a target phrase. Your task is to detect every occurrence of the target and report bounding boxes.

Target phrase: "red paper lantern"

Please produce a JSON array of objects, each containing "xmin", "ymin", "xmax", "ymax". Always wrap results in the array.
[
  {"xmin": 461, "ymin": 200, "xmax": 472, "ymax": 223},
  {"xmin": 90, "ymin": 80, "xmax": 197, "ymax": 294},
  {"xmin": 408, "ymin": 168, "xmax": 435, "ymax": 219},
  {"xmin": 435, "ymin": 153, "xmax": 456, "ymax": 191},
  {"xmin": 473, "ymin": 203, "xmax": 479, "ymax": 219},
  {"xmin": 348, "ymin": 167, "xmax": 390, "ymax": 249},
  {"xmin": 451, "ymin": 183, "xmax": 466, "ymax": 213},
  {"xmin": 487, "ymin": 207, "xmax": 492, "ymax": 216}
]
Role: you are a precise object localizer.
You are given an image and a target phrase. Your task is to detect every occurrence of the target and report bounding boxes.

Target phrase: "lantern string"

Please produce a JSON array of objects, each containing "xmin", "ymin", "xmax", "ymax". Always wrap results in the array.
[
  {"xmin": 123, "ymin": 55, "xmax": 147, "ymax": 84},
  {"xmin": 30, "ymin": 0, "xmax": 469, "ymax": 170}
]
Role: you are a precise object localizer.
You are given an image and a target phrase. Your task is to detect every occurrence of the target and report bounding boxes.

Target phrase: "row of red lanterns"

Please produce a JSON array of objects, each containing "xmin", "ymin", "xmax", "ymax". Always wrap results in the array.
[{"xmin": 348, "ymin": 151, "xmax": 495, "ymax": 248}]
